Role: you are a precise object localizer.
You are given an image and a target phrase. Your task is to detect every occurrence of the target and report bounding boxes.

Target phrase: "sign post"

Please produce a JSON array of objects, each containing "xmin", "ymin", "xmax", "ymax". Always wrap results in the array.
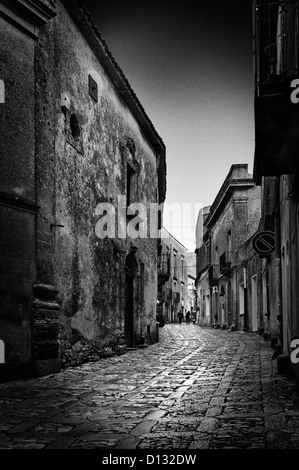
[{"xmin": 252, "ymin": 231, "xmax": 276, "ymax": 256}]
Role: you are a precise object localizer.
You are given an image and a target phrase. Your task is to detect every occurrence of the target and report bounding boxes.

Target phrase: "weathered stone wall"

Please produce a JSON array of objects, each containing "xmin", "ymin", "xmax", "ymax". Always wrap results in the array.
[
  {"xmin": 0, "ymin": 0, "xmax": 164, "ymax": 373},
  {"xmin": 237, "ymin": 236, "xmax": 261, "ymax": 332},
  {"xmin": 210, "ymin": 203, "xmax": 234, "ymax": 265},
  {"xmin": 245, "ymin": 185, "xmax": 262, "ymax": 236},
  {"xmin": 0, "ymin": 16, "xmax": 36, "ymax": 362},
  {"xmin": 35, "ymin": 16, "xmax": 57, "ymax": 287},
  {"xmin": 33, "ymin": 2, "xmax": 161, "ymax": 367},
  {"xmin": 197, "ymin": 269, "xmax": 211, "ymax": 326},
  {"xmin": 279, "ymin": 176, "xmax": 295, "ymax": 355},
  {"xmin": 0, "ymin": 17, "xmax": 35, "ymax": 200}
]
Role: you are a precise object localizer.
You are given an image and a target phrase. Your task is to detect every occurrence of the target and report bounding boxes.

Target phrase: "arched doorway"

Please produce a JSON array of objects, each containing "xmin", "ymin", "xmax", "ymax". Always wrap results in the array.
[{"xmin": 125, "ymin": 255, "xmax": 138, "ymax": 347}]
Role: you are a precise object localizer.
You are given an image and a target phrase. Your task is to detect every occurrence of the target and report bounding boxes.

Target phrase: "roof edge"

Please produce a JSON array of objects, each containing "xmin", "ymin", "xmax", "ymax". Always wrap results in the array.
[
  {"xmin": 61, "ymin": 0, "xmax": 167, "ymax": 202},
  {"xmin": 204, "ymin": 164, "xmax": 255, "ymax": 227}
]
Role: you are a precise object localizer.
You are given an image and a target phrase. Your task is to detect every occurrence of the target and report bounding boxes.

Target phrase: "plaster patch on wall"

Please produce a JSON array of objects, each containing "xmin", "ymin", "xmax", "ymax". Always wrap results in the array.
[
  {"xmin": 71, "ymin": 308, "xmax": 95, "ymax": 340},
  {"xmin": 0, "ymin": 339, "xmax": 4, "ymax": 363},
  {"xmin": 114, "ymin": 164, "xmax": 122, "ymax": 179},
  {"xmin": 0, "ymin": 80, "xmax": 4, "ymax": 103}
]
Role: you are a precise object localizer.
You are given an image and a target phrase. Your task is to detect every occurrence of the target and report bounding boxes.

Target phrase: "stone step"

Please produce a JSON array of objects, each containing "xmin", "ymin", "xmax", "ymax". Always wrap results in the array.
[{"xmin": 0, "ymin": 362, "xmax": 36, "ymax": 383}]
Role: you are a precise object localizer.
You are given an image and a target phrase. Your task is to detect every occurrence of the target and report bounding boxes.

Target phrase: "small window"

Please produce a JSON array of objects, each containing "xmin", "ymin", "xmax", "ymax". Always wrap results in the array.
[
  {"xmin": 127, "ymin": 163, "xmax": 136, "ymax": 208},
  {"xmin": 254, "ymin": 0, "xmax": 296, "ymax": 87},
  {"xmin": 126, "ymin": 137, "xmax": 136, "ymax": 158},
  {"xmin": 239, "ymin": 283, "xmax": 245, "ymax": 315},
  {"xmin": 89, "ymin": 75, "xmax": 98, "ymax": 102},
  {"xmin": 70, "ymin": 114, "xmax": 80, "ymax": 140},
  {"xmin": 173, "ymin": 252, "xmax": 178, "ymax": 279}
]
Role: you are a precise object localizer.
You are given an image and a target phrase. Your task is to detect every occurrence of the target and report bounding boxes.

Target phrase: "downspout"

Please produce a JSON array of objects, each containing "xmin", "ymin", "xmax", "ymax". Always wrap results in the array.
[
  {"xmin": 274, "ymin": 178, "xmax": 283, "ymax": 347},
  {"xmin": 235, "ymin": 249, "xmax": 238, "ymax": 330},
  {"xmin": 243, "ymin": 265, "xmax": 248, "ymax": 331}
]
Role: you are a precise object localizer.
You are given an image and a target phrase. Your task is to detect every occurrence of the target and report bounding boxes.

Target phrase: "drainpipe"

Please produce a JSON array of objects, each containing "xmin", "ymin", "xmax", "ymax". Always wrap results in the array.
[
  {"xmin": 274, "ymin": 179, "xmax": 283, "ymax": 347},
  {"xmin": 235, "ymin": 249, "xmax": 240, "ymax": 330},
  {"xmin": 243, "ymin": 266, "xmax": 248, "ymax": 331}
]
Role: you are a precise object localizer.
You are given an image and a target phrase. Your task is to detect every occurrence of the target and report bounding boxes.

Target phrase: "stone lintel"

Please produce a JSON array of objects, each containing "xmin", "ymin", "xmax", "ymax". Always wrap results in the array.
[{"xmin": 0, "ymin": 0, "xmax": 56, "ymax": 38}]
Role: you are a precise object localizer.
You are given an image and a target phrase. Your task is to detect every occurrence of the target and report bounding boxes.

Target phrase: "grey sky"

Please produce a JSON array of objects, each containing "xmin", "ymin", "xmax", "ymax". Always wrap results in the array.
[{"xmin": 82, "ymin": 1, "xmax": 255, "ymax": 251}]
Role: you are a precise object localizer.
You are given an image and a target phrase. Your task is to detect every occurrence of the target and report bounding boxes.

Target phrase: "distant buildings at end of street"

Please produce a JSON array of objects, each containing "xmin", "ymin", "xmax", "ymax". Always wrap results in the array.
[{"xmin": 157, "ymin": 227, "xmax": 196, "ymax": 324}]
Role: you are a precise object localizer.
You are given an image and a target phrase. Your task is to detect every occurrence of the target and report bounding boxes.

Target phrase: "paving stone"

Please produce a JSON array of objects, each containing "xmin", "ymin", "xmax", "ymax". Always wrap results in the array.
[
  {"xmin": 45, "ymin": 436, "xmax": 76, "ymax": 449},
  {"xmin": 196, "ymin": 417, "xmax": 217, "ymax": 433},
  {"xmin": 210, "ymin": 397, "xmax": 225, "ymax": 406},
  {"xmin": 145, "ymin": 409, "xmax": 167, "ymax": 420},
  {"xmin": 7, "ymin": 420, "xmax": 40, "ymax": 434},
  {"xmin": 1, "ymin": 324, "xmax": 299, "ymax": 449},
  {"xmin": 114, "ymin": 435, "xmax": 140, "ymax": 449},
  {"xmin": 189, "ymin": 439, "xmax": 210, "ymax": 449},
  {"xmin": 264, "ymin": 413, "xmax": 287, "ymax": 430},
  {"xmin": 205, "ymin": 406, "xmax": 222, "ymax": 417},
  {"xmin": 131, "ymin": 420, "xmax": 156, "ymax": 437},
  {"xmin": 68, "ymin": 422, "xmax": 95, "ymax": 436}
]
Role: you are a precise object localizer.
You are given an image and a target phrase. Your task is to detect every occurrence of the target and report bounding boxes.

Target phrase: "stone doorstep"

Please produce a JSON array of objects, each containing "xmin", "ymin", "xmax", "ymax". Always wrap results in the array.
[
  {"xmin": 0, "ymin": 357, "xmax": 61, "ymax": 384},
  {"xmin": 0, "ymin": 362, "xmax": 36, "ymax": 384}
]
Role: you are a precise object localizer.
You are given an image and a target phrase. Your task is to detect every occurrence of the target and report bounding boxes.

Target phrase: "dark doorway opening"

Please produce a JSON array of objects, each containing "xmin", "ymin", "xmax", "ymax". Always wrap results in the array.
[
  {"xmin": 227, "ymin": 280, "xmax": 233, "ymax": 327},
  {"xmin": 125, "ymin": 255, "xmax": 137, "ymax": 347}
]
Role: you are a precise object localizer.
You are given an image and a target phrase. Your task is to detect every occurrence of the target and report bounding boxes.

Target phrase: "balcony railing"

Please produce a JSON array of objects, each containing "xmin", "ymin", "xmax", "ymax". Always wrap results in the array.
[
  {"xmin": 253, "ymin": 0, "xmax": 299, "ymax": 179},
  {"xmin": 158, "ymin": 254, "xmax": 170, "ymax": 283},
  {"xmin": 220, "ymin": 251, "xmax": 232, "ymax": 275},
  {"xmin": 167, "ymin": 288, "xmax": 173, "ymax": 300},
  {"xmin": 254, "ymin": 0, "xmax": 298, "ymax": 97},
  {"xmin": 209, "ymin": 265, "xmax": 220, "ymax": 285}
]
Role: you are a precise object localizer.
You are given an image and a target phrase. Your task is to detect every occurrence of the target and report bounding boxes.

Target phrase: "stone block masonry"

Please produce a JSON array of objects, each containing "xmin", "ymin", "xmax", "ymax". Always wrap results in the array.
[{"xmin": 0, "ymin": 0, "xmax": 166, "ymax": 376}]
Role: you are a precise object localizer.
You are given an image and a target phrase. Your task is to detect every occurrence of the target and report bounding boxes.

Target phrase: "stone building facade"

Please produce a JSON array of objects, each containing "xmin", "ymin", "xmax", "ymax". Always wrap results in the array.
[
  {"xmin": 252, "ymin": 0, "xmax": 299, "ymax": 383},
  {"xmin": 195, "ymin": 205, "xmax": 211, "ymax": 326},
  {"xmin": 195, "ymin": 165, "xmax": 261, "ymax": 330},
  {"xmin": 0, "ymin": 0, "xmax": 166, "ymax": 380},
  {"xmin": 157, "ymin": 228, "xmax": 195, "ymax": 324},
  {"xmin": 185, "ymin": 253, "xmax": 197, "ymax": 316}
]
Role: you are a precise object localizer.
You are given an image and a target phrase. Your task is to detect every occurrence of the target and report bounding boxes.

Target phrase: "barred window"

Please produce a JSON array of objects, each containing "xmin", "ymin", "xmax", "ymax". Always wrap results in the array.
[{"xmin": 254, "ymin": 0, "xmax": 298, "ymax": 93}]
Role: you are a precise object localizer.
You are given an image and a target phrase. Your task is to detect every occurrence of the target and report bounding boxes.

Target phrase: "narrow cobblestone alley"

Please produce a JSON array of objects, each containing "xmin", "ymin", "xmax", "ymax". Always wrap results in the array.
[{"xmin": 1, "ymin": 324, "xmax": 299, "ymax": 450}]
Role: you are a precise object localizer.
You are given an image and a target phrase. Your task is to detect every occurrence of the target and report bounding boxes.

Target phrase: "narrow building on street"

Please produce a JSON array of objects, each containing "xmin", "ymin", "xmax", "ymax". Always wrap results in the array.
[
  {"xmin": 195, "ymin": 164, "xmax": 261, "ymax": 331},
  {"xmin": 195, "ymin": 205, "xmax": 211, "ymax": 326},
  {"xmin": 186, "ymin": 254, "xmax": 197, "ymax": 319},
  {"xmin": 252, "ymin": 0, "xmax": 299, "ymax": 382},
  {"xmin": 157, "ymin": 227, "xmax": 195, "ymax": 324},
  {"xmin": 0, "ymin": 0, "xmax": 166, "ymax": 380}
]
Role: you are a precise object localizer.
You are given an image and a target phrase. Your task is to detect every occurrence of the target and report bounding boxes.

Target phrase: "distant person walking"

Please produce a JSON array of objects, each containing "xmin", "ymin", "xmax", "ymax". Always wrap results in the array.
[
  {"xmin": 186, "ymin": 311, "xmax": 191, "ymax": 324},
  {"xmin": 178, "ymin": 310, "xmax": 183, "ymax": 324}
]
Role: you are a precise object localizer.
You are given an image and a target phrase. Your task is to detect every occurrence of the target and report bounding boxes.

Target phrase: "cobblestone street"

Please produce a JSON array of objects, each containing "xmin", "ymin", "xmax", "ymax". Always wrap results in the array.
[{"xmin": 1, "ymin": 324, "xmax": 299, "ymax": 450}]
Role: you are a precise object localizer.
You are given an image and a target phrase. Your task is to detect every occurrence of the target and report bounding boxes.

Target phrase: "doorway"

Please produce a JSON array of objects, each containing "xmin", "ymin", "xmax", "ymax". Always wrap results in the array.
[
  {"xmin": 252, "ymin": 275, "xmax": 258, "ymax": 332},
  {"xmin": 125, "ymin": 255, "xmax": 137, "ymax": 347},
  {"xmin": 227, "ymin": 281, "xmax": 233, "ymax": 326}
]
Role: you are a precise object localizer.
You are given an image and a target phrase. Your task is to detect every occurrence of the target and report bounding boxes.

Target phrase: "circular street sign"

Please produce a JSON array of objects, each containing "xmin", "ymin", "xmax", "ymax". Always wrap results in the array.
[{"xmin": 252, "ymin": 231, "xmax": 276, "ymax": 255}]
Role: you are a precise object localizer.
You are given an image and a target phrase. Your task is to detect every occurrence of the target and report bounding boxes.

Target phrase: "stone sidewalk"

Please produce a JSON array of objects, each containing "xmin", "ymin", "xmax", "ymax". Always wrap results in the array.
[{"xmin": 0, "ymin": 324, "xmax": 299, "ymax": 449}]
